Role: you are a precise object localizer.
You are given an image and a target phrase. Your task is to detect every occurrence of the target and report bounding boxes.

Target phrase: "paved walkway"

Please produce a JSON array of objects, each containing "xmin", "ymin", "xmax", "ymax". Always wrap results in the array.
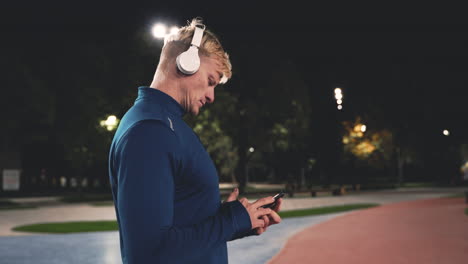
[
  {"xmin": 0, "ymin": 187, "xmax": 464, "ymax": 236},
  {"xmin": 0, "ymin": 188, "xmax": 466, "ymax": 263},
  {"xmin": 268, "ymin": 197, "xmax": 468, "ymax": 264},
  {"xmin": 0, "ymin": 187, "xmax": 462, "ymax": 237}
]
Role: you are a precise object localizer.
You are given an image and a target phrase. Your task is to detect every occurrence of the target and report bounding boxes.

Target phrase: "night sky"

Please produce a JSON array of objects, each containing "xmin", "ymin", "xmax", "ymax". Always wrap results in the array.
[{"xmin": 2, "ymin": 2, "xmax": 467, "ymax": 141}]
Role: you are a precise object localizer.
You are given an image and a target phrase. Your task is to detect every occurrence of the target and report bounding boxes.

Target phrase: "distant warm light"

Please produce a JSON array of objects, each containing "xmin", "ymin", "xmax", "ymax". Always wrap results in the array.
[
  {"xmin": 337, "ymin": 105, "xmax": 343, "ymax": 110},
  {"xmin": 335, "ymin": 93, "xmax": 343, "ymax": 100},
  {"xmin": 334, "ymin": 88, "xmax": 342, "ymax": 94},
  {"xmin": 462, "ymin": 161, "xmax": 468, "ymax": 171},
  {"xmin": 354, "ymin": 124, "xmax": 366, "ymax": 135},
  {"xmin": 342, "ymin": 137, "xmax": 349, "ymax": 144},
  {"xmin": 354, "ymin": 141, "xmax": 376, "ymax": 156},
  {"xmin": 443, "ymin": 129, "xmax": 450, "ymax": 136},
  {"xmin": 169, "ymin": 26, "xmax": 179, "ymax": 35},
  {"xmin": 152, "ymin": 24, "xmax": 167, "ymax": 38},
  {"xmin": 337, "ymin": 99, "xmax": 343, "ymax": 105},
  {"xmin": 461, "ymin": 161, "xmax": 468, "ymax": 179},
  {"xmin": 100, "ymin": 115, "xmax": 119, "ymax": 131},
  {"xmin": 249, "ymin": 147, "xmax": 255, "ymax": 153}
]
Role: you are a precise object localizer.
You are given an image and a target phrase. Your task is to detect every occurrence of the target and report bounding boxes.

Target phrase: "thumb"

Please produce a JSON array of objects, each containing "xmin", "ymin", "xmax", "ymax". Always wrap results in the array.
[{"xmin": 226, "ymin": 188, "xmax": 239, "ymax": 202}]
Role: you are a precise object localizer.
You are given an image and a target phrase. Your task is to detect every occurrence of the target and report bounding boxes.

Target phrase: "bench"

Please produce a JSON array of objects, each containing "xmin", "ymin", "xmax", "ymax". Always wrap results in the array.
[
  {"xmin": 310, "ymin": 185, "xmax": 343, "ymax": 197},
  {"xmin": 285, "ymin": 184, "xmax": 356, "ymax": 197}
]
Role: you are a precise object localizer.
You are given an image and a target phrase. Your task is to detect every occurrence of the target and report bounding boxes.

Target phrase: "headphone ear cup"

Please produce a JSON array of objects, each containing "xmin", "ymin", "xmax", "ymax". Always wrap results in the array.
[{"xmin": 176, "ymin": 47, "xmax": 200, "ymax": 75}]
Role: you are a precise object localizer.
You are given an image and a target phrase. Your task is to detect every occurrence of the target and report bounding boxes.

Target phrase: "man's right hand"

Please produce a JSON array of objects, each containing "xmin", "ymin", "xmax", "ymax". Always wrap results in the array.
[
  {"xmin": 226, "ymin": 188, "xmax": 280, "ymax": 231},
  {"xmin": 241, "ymin": 196, "xmax": 275, "ymax": 229}
]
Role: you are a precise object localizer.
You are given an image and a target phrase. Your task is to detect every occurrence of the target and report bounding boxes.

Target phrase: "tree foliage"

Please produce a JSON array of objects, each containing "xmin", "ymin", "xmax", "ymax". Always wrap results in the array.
[{"xmin": 342, "ymin": 117, "xmax": 394, "ymax": 169}]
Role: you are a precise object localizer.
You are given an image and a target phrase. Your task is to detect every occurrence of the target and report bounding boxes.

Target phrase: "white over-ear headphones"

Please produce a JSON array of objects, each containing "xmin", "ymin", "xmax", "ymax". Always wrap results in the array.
[{"xmin": 176, "ymin": 23, "xmax": 206, "ymax": 75}]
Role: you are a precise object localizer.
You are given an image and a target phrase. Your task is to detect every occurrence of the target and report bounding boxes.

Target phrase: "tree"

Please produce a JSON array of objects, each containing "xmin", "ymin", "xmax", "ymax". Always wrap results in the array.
[
  {"xmin": 216, "ymin": 44, "xmax": 312, "ymax": 193},
  {"xmin": 185, "ymin": 104, "xmax": 238, "ymax": 182},
  {"xmin": 341, "ymin": 117, "xmax": 395, "ymax": 186}
]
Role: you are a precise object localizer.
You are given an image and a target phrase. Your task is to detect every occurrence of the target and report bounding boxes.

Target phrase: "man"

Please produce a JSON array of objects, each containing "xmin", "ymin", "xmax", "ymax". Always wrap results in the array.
[{"xmin": 108, "ymin": 18, "xmax": 282, "ymax": 263}]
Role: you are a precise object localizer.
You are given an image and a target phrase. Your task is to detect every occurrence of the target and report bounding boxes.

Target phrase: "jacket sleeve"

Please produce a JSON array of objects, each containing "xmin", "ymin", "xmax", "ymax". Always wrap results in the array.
[
  {"xmin": 114, "ymin": 120, "xmax": 251, "ymax": 263},
  {"xmin": 229, "ymin": 229, "xmax": 257, "ymax": 241}
]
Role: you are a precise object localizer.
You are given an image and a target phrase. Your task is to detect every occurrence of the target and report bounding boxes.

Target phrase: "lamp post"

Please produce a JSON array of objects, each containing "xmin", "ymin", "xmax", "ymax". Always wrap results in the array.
[{"xmin": 246, "ymin": 147, "xmax": 255, "ymax": 184}]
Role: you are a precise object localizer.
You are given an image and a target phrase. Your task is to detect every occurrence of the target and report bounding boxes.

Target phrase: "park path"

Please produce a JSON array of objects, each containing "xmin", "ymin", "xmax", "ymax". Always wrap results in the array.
[
  {"xmin": 268, "ymin": 197, "xmax": 468, "ymax": 264},
  {"xmin": 0, "ymin": 187, "xmax": 464, "ymax": 236}
]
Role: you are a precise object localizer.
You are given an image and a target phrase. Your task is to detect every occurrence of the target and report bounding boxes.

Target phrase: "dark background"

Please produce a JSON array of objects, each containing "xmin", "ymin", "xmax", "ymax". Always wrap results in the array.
[{"xmin": 1, "ymin": 2, "xmax": 467, "ymax": 195}]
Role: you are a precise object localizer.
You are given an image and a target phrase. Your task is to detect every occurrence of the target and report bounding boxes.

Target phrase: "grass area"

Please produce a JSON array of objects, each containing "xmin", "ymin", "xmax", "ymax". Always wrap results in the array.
[
  {"xmin": 0, "ymin": 200, "xmax": 36, "ymax": 210},
  {"xmin": 279, "ymin": 203, "xmax": 379, "ymax": 219},
  {"xmin": 400, "ymin": 182, "xmax": 435, "ymax": 188},
  {"xmin": 12, "ymin": 203, "xmax": 379, "ymax": 234},
  {"xmin": 13, "ymin": 221, "xmax": 119, "ymax": 234}
]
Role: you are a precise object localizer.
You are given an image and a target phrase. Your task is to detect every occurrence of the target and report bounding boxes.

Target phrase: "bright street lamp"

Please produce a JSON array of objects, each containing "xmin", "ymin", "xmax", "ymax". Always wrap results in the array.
[
  {"xmin": 169, "ymin": 26, "xmax": 179, "ymax": 35},
  {"xmin": 352, "ymin": 123, "xmax": 366, "ymax": 137},
  {"xmin": 249, "ymin": 147, "xmax": 255, "ymax": 153},
  {"xmin": 152, "ymin": 23, "xmax": 180, "ymax": 40},
  {"xmin": 334, "ymin": 87, "xmax": 343, "ymax": 110},
  {"xmin": 152, "ymin": 23, "xmax": 167, "ymax": 39},
  {"xmin": 360, "ymin": 125, "xmax": 367, "ymax": 133},
  {"xmin": 100, "ymin": 115, "xmax": 119, "ymax": 131},
  {"xmin": 443, "ymin": 129, "xmax": 450, "ymax": 136}
]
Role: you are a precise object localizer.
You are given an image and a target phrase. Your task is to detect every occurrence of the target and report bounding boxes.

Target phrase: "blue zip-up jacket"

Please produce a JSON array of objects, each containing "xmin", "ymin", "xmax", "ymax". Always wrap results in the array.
[{"xmin": 108, "ymin": 87, "xmax": 252, "ymax": 263}]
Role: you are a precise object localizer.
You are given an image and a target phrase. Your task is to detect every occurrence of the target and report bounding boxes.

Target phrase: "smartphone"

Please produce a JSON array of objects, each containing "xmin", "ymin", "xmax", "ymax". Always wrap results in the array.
[{"xmin": 261, "ymin": 191, "xmax": 285, "ymax": 209}]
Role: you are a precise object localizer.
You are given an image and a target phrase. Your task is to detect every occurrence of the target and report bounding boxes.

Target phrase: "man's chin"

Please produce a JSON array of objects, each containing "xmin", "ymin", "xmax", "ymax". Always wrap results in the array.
[{"xmin": 189, "ymin": 107, "xmax": 200, "ymax": 116}]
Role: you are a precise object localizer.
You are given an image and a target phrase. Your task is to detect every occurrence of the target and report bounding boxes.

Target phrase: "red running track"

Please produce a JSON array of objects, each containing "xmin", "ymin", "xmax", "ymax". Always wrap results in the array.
[{"xmin": 268, "ymin": 198, "xmax": 468, "ymax": 264}]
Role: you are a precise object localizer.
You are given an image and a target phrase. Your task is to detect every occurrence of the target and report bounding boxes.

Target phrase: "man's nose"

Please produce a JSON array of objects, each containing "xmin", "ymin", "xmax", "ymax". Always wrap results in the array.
[{"xmin": 205, "ymin": 89, "xmax": 215, "ymax": 104}]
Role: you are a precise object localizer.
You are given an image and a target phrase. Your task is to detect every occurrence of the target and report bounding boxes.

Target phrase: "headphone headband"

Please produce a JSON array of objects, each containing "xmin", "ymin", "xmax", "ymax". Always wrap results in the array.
[{"xmin": 191, "ymin": 24, "xmax": 205, "ymax": 48}]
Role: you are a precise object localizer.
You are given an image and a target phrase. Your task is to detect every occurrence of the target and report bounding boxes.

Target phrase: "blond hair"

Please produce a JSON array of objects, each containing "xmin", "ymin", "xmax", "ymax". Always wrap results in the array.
[{"xmin": 161, "ymin": 18, "xmax": 232, "ymax": 84}]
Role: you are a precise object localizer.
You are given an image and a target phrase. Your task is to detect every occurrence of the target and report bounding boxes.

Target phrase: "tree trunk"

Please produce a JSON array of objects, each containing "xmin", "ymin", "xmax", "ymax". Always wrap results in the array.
[
  {"xmin": 396, "ymin": 147, "xmax": 404, "ymax": 186},
  {"xmin": 235, "ymin": 149, "xmax": 247, "ymax": 194}
]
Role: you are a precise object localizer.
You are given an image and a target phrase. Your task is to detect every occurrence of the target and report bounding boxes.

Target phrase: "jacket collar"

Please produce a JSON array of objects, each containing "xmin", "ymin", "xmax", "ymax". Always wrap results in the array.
[{"xmin": 135, "ymin": 86, "xmax": 185, "ymax": 117}]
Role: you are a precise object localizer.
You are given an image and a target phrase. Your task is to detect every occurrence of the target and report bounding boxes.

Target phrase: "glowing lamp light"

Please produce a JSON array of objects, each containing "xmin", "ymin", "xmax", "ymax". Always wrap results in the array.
[
  {"xmin": 249, "ymin": 147, "xmax": 255, "ymax": 153},
  {"xmin": 169, "ymin": 26, "xmax": 179, "ymax": 35},
  {"xmin": 354, "ymin": 124, "xmax": 366, "ymax": 133},
  {"xmin": 337, "ymin": 105, "xmax": 343, "ymax": 110},
  {"xmin": 152, "ymin": 24, "xmax": 167, "ymax": 38},
  {"xmin": 334, "ymin": 88, "xmax": 342, "ymax": 94},
  {"xmin": 337, "ymin": 99, "xmax": 343, "ymax": 105},
  {"xmin": 443, "ymin": 129, "xmax": 450, "ymax": 136},
  {"xmin": 100, "ymin": 115, "xmax": 119, "ymax": 131}
]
